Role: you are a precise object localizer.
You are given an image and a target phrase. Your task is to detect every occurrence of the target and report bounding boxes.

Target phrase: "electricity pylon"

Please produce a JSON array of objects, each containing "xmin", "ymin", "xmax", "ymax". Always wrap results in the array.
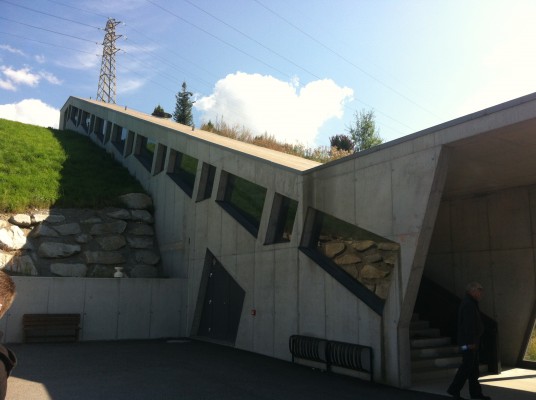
[{"xmin": 96, "ymin": 18, "xmax": 121, "ymax": 103}]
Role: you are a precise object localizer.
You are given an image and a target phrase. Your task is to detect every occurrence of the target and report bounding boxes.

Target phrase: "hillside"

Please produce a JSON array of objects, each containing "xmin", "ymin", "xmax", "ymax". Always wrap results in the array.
[{"xmin": 0, "ymin": 119, "xmax": 145, "ymax": 213}]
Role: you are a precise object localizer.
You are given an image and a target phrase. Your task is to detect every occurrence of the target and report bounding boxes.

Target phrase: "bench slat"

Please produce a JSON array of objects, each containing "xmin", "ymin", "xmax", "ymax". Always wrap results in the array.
[{"xmin": 23, "ymin": 313, "xmax": 81, "ymax": 343}]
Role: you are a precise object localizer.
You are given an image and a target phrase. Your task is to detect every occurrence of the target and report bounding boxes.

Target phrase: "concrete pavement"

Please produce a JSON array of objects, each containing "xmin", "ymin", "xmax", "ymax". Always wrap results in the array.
[{"xmin": 6, "ymin": 339, "xmax": 450, "ymax": 400}]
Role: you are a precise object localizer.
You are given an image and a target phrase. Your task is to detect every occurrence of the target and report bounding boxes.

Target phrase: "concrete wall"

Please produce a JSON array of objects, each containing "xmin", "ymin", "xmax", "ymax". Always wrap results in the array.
[
  {"xmin": 57, "ymin": 94, "xmax": 536, "ymax": 387},
  {"xmin": 425, "ymin": 185, "xmax": 536, "ymax": 365},
  {"xmin": 0, "ymin": 277, "xmax": 185, "ymax": 343}
]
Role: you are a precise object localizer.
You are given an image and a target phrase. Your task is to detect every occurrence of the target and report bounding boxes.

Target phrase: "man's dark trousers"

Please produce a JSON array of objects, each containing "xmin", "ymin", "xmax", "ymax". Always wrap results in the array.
[{"xmin": 448, "ymin": 349, "xmax": 483, "ymax": 398}]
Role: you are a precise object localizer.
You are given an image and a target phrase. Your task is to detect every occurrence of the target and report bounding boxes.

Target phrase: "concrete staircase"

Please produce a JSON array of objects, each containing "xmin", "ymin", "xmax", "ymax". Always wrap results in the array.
[{"xmin": 410, "ymin": 314, "xmax": 462, "ymax": 381}]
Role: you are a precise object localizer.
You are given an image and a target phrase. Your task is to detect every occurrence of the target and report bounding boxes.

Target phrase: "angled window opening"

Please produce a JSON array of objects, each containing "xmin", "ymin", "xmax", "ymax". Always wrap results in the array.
[
  {"xmin": 124, "ymin": 130, "xmax": 135, "ymax": 157},
  {"xmin": 153, "ymin": 144, "xmax": 168, "ymax": 175},
  {"xmin": 264, "ymin": 193, "xmax": 298, "ymax": 244},
  {"xmin": 299, "ymin": 208, "xmax": 400, "ymax": 316},
  {"xmin": 89, "ymin": 115, "xmax": 96, "ymax": 134},
  {"xmin": 216, "ymin": 171, "xmax": 267, "ymax": 238},
  {"xmin": 134, "ymin": 134, "xmax": 155, "ymax": 172},
  {"xmin": 76, "ymin": 109, "xmax": 82, "ymax": 126},
  {"xmin": 111, "ymin": 124, "xmax": 126, "ymax": 155},
  {"xmin": 93, "ymin": 117, "xmax": 105, "ymax": 142},
  {"xmin": 104, "ymin": 121, "xmax": 113, "ymax": 143},
  {"xmin": 70, "ymin": 106, "xmax": 78, "ymax": 124},
  {"xmin": 196, "ymin": 162, "xmax": 217, "ymax": 202},
  {"xmin": 81, "ymin": 111, "xmax": 90, "ymax": 133},
  {"xmin": 520, "ymin": 304, "xmax": 536, "ymax": 368},
  {"xmin": 167, "ymin": 150, "xmax": 198, "ymax": 197}
]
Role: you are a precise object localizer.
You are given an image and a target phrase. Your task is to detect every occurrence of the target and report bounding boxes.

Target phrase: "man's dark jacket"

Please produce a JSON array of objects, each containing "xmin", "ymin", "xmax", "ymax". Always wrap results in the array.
[{"xmin": 457, "ymin": 293, "xmax": 484, "ymax": 348}]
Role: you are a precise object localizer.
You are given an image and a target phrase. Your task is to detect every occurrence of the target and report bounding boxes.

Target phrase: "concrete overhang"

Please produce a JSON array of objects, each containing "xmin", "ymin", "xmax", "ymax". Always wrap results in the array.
[{"xmin": 443, "ymin": 116, "xmax": 536, "ymax": 198}]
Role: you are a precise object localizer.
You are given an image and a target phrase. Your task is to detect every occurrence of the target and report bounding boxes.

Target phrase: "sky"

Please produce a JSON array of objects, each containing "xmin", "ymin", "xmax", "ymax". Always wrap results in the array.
[{"xmin": 1, "ymin": 0, "xmax": 536, "ymax": 148}]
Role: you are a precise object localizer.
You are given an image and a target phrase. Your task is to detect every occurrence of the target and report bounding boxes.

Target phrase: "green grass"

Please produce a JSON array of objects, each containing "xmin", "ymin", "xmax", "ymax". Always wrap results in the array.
[
  {"xmin": 525, "ymin": 328, "xmax": 536, "ymax": 361},
  {"xmin": 0, "ymin": 119, "xmax": 145, "ymax": 213}
]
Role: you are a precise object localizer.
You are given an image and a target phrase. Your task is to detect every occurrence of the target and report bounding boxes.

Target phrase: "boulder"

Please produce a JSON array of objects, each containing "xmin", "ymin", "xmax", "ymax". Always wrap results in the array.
[
  {"xmin": 134, "ymin": 250, "xmax": 160, "ymax": 265},
  {"xmin": 322, "ymin": 241, "xmax": 345, "ymax": 258},
  {"xmin": 75, "ymin": 233, "xmax": 92, "ymax": 244},
  {"xmin": 9, "ymin": 214, "xmax": 32, "ymax": 228},
  {"xmin": 90, "ymin": 220, "xmax": 127, "ymax": 235},
  {"xmin": 50, "ymin": 263, "xmax": 87, "ymax": 277},
  {"xmin": 128, "ymin": 224, "xmax": 154, "ymax": 236},
  {"xmin": 126, "ymin": 236, "xmax": 154, "ymax": 249},
  {"xmin": 131, "ymin": 210, "xmax": 153, "ymax": 224},
  {"xmin": 3, "ymin": 255, "xmax": 38, "ymax": 276},
  {"xmin": 41, "ymin": 214, "xmax": 66, "ymax": 224},
  {"xmin": 38, "ymin": 242, "xmax": 81, "ymax": 258},
  {"xmin": 107, "ymin": 209, "xmax": 131, "ymax": 220},
  {"xmin": 333, "ymin": 248, "xmax": 361, "ymax": 265},
  {"xmin": 378, "ymin": 242, "xmax": 400, "ymax": 251},
  {"xmin": 0, "ymin": 225, "xmax": 28, "ymax": 251},
  {"xmin": 96, "ymin": 235, "xmax": 126, "ymax": 251},
  {"xmin": 118, "ymin": 193, "xmax": 153, "ymax": 210},
  {"xmin": 53, "ymin": 223, "xmax": 81, "ymax": 236},
  {"xmin": 352, "ymin": 240, "xmax": 376, "ymax": 252},
  {"xmin": 30, "ymin": 223, "xmax": 59, "ymax": 238},
  {"xmin": 84, "ymin": 251, "xmax": 125, "ymax": 264},
  {"xmin": 360, "ymin": 264, "xmax": 390, "ymax": 279}
]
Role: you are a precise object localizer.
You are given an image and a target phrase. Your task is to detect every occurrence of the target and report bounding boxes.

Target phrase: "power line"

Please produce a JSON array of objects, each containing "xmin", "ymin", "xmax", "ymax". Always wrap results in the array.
[
  {"xmin": 178, "ymin": 0, "xmax": 411, "ymax": 133},
  {"xmin": 252, "ymin": 0, "xmax": 441, "ymax": 120},
  {"xmin": 145, "ymin": 0, "xmax": 291, "ymax": 80},
  {"xmin": 0, "ymin": 0, "xmax": 103, "ymax": 30},
  {"xmin": 0, "ymin": 31, "xmax": 99, "ymax": 55},
  {"xmin": 44, "ymin": 0, "xmax": 109, "ymax": 20},
  {"xmin": 0, "ymin": 16, "xmax": 99, "ymax": 44}
]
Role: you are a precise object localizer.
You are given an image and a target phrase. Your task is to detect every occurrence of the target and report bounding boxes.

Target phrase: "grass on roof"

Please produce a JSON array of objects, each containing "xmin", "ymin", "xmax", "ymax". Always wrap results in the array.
[{"xmin": 0, "ymin": 118, "xmax": 145, "ymax": 213}]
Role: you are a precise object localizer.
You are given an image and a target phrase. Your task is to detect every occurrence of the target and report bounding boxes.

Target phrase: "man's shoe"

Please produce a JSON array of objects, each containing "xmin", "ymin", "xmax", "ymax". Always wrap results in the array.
[{"xmin": 447, "ymin": 389, "xmax": 467, "ymax": 399}]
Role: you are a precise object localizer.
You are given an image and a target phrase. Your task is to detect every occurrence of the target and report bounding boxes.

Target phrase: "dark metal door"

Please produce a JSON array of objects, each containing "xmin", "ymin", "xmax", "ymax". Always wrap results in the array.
[{"xmin": 198, "ymin": 257, "xmax": 245, "ymax": 344}]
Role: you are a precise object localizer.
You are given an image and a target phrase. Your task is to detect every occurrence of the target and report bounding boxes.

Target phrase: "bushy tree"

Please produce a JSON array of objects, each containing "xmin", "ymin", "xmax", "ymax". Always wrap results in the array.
[
  {"xmin": 151, "ymin": 104, "xmax": 170, "ymax": 118},
  {"xmin": 329, "ymin": 134, "xmax": 354, "ymax": 152},
  {"xmin": 347, "ymin": 109, "xmax": 382, "ymax": 152},
  {"xmin": 173, "ymin": 81, "xmax": 194, "ymax": 125}
]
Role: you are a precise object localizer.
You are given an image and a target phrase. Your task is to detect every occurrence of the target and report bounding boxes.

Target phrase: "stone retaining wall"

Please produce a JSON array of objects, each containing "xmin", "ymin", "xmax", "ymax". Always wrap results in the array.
[{"xmin": 0, "ymin": 193, "xmax": 161, "ymax": 278}]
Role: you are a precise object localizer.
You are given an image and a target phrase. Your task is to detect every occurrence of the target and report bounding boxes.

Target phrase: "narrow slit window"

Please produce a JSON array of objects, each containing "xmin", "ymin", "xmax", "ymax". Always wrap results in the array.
[{"xmin": 167, "ymin": 150, "xmax": 198, "ymax": 197}]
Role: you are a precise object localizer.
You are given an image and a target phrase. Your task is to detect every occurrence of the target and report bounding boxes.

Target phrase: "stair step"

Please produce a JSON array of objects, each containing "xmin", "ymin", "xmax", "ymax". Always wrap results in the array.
[
  {"xmin": 412, "ymin": 366, "xmax": 459, "ymax": 381},
  {"xmin": 411, "ymin": 345, "xmax": 459, "ymax": 359},
  {"xmin": 410, "ymin": 336, "xmax": 452, "ymax": 348},
  {"xmin": 411, "ymin": 355, "xmax": 461, "ymax": 370},
  {"xmin": 409, "ymin": 320, "xmax": 429, "ymax": 330},
  {"xmin": 410, "ymin": 327, "xmax": 441, "ymax": 338}
]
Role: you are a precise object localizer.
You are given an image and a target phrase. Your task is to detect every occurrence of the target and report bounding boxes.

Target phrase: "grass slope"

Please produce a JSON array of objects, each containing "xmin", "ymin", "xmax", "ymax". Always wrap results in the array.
[{"xmin": 0, "ymin": 119, "xmax": 145, "ymax": 213}]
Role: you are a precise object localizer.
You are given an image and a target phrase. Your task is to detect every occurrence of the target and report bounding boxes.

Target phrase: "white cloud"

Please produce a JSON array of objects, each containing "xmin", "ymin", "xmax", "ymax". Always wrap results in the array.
[
  {"xmin": 0, "ymin": 66, "xmax": 62, "ymax": 91},
  {"xmin": 39, "ymin": 71, "xmax": 62, "ymax": 85},
  {"xmin": 195, "ymin": 72, "xmax": 353, "ymax": 146},
  {"xmin": 1, "ymin": 66, "xmax": 40, "ymax": 87},
  {"xmin": 0, "ymin": 99, "xmax": 60, "ymax": 129},
  {"xmin": 119, "ymin": 78, "xmax": 145, "ymax": 94},
  {"xmin": 0, "ymin": 45, "xmax": 25, "ymax": 56},
  {"xmin": 35, "ymin": 55, "xmax": 46, "ymax": 64}
]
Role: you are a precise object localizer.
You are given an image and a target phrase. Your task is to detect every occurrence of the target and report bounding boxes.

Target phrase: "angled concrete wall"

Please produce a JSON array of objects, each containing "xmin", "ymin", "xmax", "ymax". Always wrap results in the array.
[{"xmin": 56, "ymin": 94, "xmax": 536, "ymax": 387}]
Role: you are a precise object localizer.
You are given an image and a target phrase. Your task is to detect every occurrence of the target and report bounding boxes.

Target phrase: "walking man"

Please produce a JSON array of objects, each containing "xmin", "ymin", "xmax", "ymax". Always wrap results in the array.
[{"xmin": 447, "ymin": 282, "xmax": 491, "ymax": 400}]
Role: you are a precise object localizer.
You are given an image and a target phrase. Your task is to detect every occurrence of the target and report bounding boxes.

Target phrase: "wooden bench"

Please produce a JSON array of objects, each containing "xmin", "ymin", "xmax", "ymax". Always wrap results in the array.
[{"xmin": 23, "ymin": 314, "xmax": 81, "ymax": 343}]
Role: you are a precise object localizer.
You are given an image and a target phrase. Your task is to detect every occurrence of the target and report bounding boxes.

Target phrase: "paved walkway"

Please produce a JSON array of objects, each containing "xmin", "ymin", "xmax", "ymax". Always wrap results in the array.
[{"xmin": 6, "ymin": 339, "xmax": 450, "ymax": 400}]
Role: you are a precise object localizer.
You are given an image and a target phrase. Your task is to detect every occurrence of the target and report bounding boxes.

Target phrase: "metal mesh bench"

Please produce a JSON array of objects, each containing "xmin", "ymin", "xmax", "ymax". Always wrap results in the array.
[{"xmin": 289, "ymin": 335, "xmax": 373, "ymax": 381}]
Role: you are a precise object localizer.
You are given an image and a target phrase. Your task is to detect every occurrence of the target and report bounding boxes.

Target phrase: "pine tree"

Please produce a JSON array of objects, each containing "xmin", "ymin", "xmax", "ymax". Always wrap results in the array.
[{"xmin": 173, "ymin": 81, "xmax": 194, "ymax": 125}]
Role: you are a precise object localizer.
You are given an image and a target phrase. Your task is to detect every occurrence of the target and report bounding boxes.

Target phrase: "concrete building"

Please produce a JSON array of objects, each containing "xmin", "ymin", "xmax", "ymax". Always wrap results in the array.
[{"xmin": 56, "ymin": 94, "xmax": 536, "ymax": 387}]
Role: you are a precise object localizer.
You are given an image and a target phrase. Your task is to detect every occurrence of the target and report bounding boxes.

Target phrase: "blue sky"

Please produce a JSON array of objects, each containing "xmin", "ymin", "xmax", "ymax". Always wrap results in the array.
[{"xmin": 1, "ymin": 0, "xmax": 536, "ymax": 147}]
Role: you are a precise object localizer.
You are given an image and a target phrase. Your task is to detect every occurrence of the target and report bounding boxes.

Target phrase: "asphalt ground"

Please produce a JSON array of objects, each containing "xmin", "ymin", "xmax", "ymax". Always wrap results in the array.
[{"xmin": 5, "ymin": 339, "xmax": 451, "ymax": 400}]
